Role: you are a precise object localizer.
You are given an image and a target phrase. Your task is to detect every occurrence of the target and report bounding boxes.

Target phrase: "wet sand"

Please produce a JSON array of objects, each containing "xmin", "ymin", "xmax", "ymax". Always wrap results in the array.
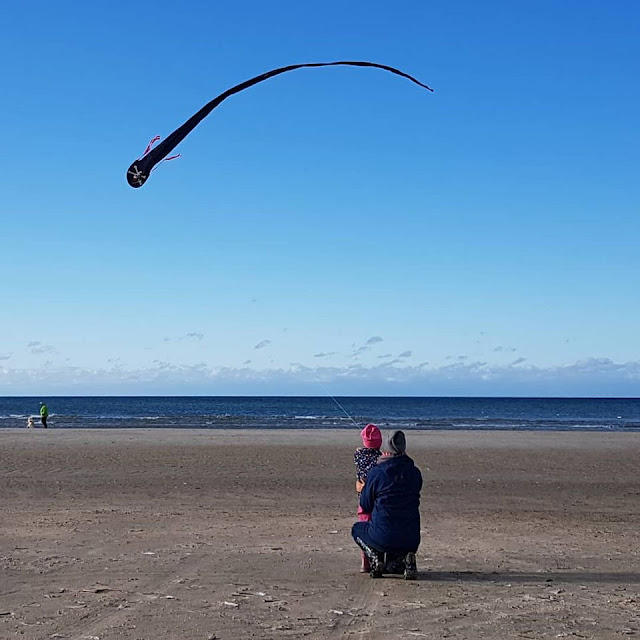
[{"xmin": 1, "ymin": 429, "xmax": 639, "ymax": 639}]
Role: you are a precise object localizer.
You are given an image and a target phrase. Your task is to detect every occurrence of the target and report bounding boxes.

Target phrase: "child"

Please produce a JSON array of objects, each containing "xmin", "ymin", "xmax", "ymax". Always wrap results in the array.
[{"xmin": 354, "ymin": 423, "xmax": 382, "ymax": 572}]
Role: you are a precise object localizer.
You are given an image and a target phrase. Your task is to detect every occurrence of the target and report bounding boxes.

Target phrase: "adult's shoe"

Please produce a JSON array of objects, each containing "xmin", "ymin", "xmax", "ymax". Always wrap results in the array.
[
  {"xmin": 370, "ymin": 551, "xmax": 385, "ymax": 579},
  {"xmin": 404, "ymin": 552, "xmax": 417, "ymax": 580}
]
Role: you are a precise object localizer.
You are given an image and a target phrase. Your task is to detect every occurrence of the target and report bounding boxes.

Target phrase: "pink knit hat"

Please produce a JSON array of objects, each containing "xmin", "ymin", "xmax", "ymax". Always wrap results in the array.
[{"xmin": 361, "ymin": 423, "xmax": 382, "ymax": 449}]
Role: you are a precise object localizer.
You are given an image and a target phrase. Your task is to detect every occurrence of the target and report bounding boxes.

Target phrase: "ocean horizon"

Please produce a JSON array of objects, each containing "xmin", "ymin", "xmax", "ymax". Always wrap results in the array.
[{"xmin": 1, "ymin": 396, "xmax": 639, "ymax": 432}]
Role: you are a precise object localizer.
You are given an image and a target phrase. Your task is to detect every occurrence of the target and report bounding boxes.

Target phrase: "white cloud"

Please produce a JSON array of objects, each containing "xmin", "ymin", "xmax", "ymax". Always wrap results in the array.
[
  {"xmin": 253, "ymin": 339, "xmax": 271, "ymax": 350},
  {"xmin": 1, "ymin": 358, "xmax": 639, "ymax": 396},
  {"xmin": 152, "ymin": 360, "xmax": 174, "ymax": 370},
  {"xmin": 0, "ymin": 353, "xmax": 12, "ymax": 361},
  {"xmin": 366, "ymin": 336, "xmax": 384, "ymax": 345},
  {"xmin": 398, "ymin": 351, "xmax": 412, "ymax": 358},
  {"xmin": 27, "ymin": 341, "xmax": 56, "ymax": 355},
  {"xmin": 164, "ymin": 332, "xmax": 204, "ymax": 342}
]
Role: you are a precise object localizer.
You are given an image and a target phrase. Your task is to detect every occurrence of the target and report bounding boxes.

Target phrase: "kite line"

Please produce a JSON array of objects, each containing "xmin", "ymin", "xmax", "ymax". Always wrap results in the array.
[{"xmin": 318, "ymin": 382, "xmax": 361, "ymax": 429}]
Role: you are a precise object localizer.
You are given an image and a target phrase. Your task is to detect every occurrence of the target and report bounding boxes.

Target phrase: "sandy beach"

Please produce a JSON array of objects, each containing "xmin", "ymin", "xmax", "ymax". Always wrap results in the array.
[{"xmin": 1, "ymin": 428, "xmax": 639, "ymax": 639}]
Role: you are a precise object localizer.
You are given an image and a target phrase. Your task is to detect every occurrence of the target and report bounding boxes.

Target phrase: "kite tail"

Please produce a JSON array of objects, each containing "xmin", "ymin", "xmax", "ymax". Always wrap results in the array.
[
  {"xmin": 127, "ymin": 60, "xmax": 433, "ymax": 188},
  {"xmin": 150, "ymin": 154, "xmax": 182, "ymax": 173},
  {"xmin": 139, "ymin": 136, "xmax": 161, "ymax": 159}
]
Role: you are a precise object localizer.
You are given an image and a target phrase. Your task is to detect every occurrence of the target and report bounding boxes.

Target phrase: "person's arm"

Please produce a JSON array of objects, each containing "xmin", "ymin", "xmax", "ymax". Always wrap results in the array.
[{"xmin": 359, "ymin": 468, "xmax": 378, "ymax": 513}]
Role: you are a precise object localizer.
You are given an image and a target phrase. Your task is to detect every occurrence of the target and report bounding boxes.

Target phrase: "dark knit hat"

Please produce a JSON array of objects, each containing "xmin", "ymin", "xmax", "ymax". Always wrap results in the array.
[{"xmin": 383, "ymin": 430, "xmax": 407, "ymax": 456}]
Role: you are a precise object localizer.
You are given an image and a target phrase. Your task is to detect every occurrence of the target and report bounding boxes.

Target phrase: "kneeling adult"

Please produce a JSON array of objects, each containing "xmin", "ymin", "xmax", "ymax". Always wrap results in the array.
[{"xmin": 351, "ymin": 430, "xmax": 423, "ymax": 579}]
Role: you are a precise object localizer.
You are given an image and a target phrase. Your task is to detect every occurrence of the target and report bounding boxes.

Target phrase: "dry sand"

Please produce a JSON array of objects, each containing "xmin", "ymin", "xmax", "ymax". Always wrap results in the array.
[{"xmin": 1, "ymin": 429, "xmax": 639, "ymax": 639}]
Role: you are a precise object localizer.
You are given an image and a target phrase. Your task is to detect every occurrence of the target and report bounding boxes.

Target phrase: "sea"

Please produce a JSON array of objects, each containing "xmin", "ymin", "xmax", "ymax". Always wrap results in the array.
[{"xmin": 1, "ymin": 396, "xmax": 639, "ymax": 431}]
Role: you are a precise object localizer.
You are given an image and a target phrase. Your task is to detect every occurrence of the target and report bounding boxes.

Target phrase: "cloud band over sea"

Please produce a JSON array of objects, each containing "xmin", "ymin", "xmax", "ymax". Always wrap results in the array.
[{"xmin": 1, "ymin": 358, "xmax": 639, "ymax": 396}]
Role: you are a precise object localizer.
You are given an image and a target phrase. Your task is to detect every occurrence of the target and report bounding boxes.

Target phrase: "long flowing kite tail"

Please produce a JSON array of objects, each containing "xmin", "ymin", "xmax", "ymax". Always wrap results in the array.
[{"xmin": 127, "ymin": 60, "xmax": 433, "ymax": 188}]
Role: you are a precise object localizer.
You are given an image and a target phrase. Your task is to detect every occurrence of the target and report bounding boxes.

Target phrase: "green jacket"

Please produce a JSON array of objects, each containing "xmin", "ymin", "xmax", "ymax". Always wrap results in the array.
[{"xmin": 40, "ymin": 404, "xmax": 49, "ymax": 418}]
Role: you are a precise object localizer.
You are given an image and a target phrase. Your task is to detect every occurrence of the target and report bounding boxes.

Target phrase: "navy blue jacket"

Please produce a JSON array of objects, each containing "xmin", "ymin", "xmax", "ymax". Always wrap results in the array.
[{"xmin": 359, "ymin": 454, "xmax": 423, "ymax": 552}]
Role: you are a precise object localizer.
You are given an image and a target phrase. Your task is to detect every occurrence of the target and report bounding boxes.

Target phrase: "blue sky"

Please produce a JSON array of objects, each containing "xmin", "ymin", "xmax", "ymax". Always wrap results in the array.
[{"xmin": 1, "ymin": 0, "xmax": 638, "ymax": 396}]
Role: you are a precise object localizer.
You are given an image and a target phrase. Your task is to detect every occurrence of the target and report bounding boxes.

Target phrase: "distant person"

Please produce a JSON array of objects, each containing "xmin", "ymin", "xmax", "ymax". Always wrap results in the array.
[
  {"xmin": 352, "ymin": 430, "xmax": 423, "ymax": 579},
  {"xmin": 353, "ymin": 423, "xmax": 382, "ymax": 572},
  {"xmin": 39, "ymin": 402, "xmax": 49, "ymax": 428}
]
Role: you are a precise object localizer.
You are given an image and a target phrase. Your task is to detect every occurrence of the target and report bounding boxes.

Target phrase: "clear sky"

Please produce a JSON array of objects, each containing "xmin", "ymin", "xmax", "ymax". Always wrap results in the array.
[{"xmin": 1, "ymin": 0, "xmax": 638, "ymax": 396}]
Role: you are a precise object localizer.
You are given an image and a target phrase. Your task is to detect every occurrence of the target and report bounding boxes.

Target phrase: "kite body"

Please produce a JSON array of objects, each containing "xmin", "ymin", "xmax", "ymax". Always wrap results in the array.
[{"xmin": 126, "ymin": 61, "xmax": 433, "ymax": 188}]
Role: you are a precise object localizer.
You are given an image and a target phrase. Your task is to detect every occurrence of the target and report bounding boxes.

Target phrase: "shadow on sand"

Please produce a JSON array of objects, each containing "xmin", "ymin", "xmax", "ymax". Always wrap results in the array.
[{"xmin": 398, "ymin": 570, "xmax": 640, "ymax": 584}]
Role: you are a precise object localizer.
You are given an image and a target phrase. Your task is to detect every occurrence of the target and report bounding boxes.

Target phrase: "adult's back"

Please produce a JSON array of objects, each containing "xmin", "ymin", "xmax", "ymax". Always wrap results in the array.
[{"xmin": 360, "ymin": 453, "xmax": 422, "ymax": 552}]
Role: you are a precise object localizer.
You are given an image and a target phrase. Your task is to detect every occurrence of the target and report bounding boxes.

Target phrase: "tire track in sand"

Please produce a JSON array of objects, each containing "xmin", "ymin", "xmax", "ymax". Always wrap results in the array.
[
  {"xmin": 65, "ymin": 552, "xmax": 207, "ymax": 640},
  {"xmin": 332, "ymin": 574, "xmax": 383, "ymax": 639}
]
